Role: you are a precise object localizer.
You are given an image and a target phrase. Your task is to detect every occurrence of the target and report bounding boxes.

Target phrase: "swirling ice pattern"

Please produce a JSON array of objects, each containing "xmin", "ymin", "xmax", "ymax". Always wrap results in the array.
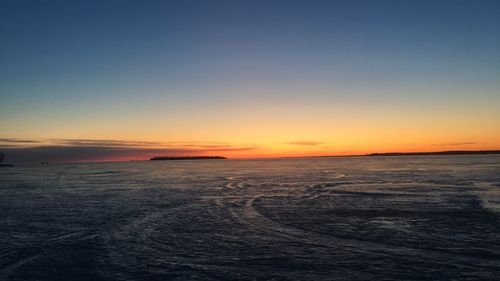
[{"xmin": 1, "ymin": 156, "xmax": 500, "ymax": 280}]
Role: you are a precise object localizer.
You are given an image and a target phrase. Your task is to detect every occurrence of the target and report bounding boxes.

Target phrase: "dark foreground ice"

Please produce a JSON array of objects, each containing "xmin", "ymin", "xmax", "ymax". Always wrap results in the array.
[{"xmin": 1, "ymin": 156, "xmax": 499, "ymax": 280}]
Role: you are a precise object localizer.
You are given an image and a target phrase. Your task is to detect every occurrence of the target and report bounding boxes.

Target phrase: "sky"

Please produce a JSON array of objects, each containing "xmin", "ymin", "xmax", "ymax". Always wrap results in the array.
[{"xmin": 1, "ymin": 0, "xmax": 500, "ymax": 162}]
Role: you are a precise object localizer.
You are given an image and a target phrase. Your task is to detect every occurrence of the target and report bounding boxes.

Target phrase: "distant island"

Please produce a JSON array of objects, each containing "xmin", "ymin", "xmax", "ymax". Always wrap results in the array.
[
  {"xmin": 366, "ymin": 150, "xmax": 500, "ymax": 156},
  {"xmin": 150, "ymin": 156, "xmax": 227, "ymax": 161}
]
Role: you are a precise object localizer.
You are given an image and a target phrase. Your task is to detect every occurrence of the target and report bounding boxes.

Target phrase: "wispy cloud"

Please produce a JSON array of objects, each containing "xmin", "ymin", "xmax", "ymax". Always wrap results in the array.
[
  {"xmin": 432, "ymin": 142, "xmax": 477, "ymax": 146},
  {"xmin": 0, "ymin": 138, "xmax": 257, "ymax": 162},
  {"xmin": 0, "ymin": 138, "xmax": 41, "ymax": 143},
  {"xmin": 51, "ymin": 139, "xmax": 164, "ymax": 147},
  {"xmin": 288, "ymin": 141, "xmax": 324, "ymax": 146}
]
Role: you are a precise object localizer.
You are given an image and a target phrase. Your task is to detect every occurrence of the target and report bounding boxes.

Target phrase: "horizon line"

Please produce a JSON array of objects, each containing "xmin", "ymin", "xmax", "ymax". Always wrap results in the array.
[{"xmin": 3, "ymin": 149, "xmax": 500, "ymax": 165}]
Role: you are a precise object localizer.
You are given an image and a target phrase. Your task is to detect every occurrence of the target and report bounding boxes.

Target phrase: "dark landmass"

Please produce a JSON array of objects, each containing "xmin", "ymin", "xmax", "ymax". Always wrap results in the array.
[
  {"xmin": 150, "ymin": 156, "xmax": 227, "ymax": 161},
  {"xmin": 314, "ymin": 150, "xmax": 500, "ymax": 158},
  {"xmin": 366, "ymin": 150, "xmax": 500, "ymax": 156}
]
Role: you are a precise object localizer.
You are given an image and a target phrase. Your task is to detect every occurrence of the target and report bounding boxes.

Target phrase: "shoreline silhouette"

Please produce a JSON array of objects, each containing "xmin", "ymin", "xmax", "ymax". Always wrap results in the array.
[
  {"xmin": 365, "ymin": 150, "xmax": 500, "ymax": 156},
  {"xmin": 312, "ymin": 150, "xmax": 500, "ymax": 158}
]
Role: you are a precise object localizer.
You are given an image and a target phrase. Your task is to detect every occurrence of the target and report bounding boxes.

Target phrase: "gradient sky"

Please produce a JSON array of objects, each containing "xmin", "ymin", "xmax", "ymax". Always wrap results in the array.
[{"xmin": 1, "ymin": 0, "xmax": 500, "ymax": 162}]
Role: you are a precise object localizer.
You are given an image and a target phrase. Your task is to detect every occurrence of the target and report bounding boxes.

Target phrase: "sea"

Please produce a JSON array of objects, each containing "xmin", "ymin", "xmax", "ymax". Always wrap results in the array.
[{"xmin": 1, "ymin": 156, "xmax": 499, "ymax": 280}]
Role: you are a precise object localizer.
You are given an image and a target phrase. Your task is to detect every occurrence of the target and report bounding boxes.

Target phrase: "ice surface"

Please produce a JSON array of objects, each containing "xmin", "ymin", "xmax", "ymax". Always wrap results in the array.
[{"xmin": 1, "ymin": 156, "xmax": 499, "ymax": 280}]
